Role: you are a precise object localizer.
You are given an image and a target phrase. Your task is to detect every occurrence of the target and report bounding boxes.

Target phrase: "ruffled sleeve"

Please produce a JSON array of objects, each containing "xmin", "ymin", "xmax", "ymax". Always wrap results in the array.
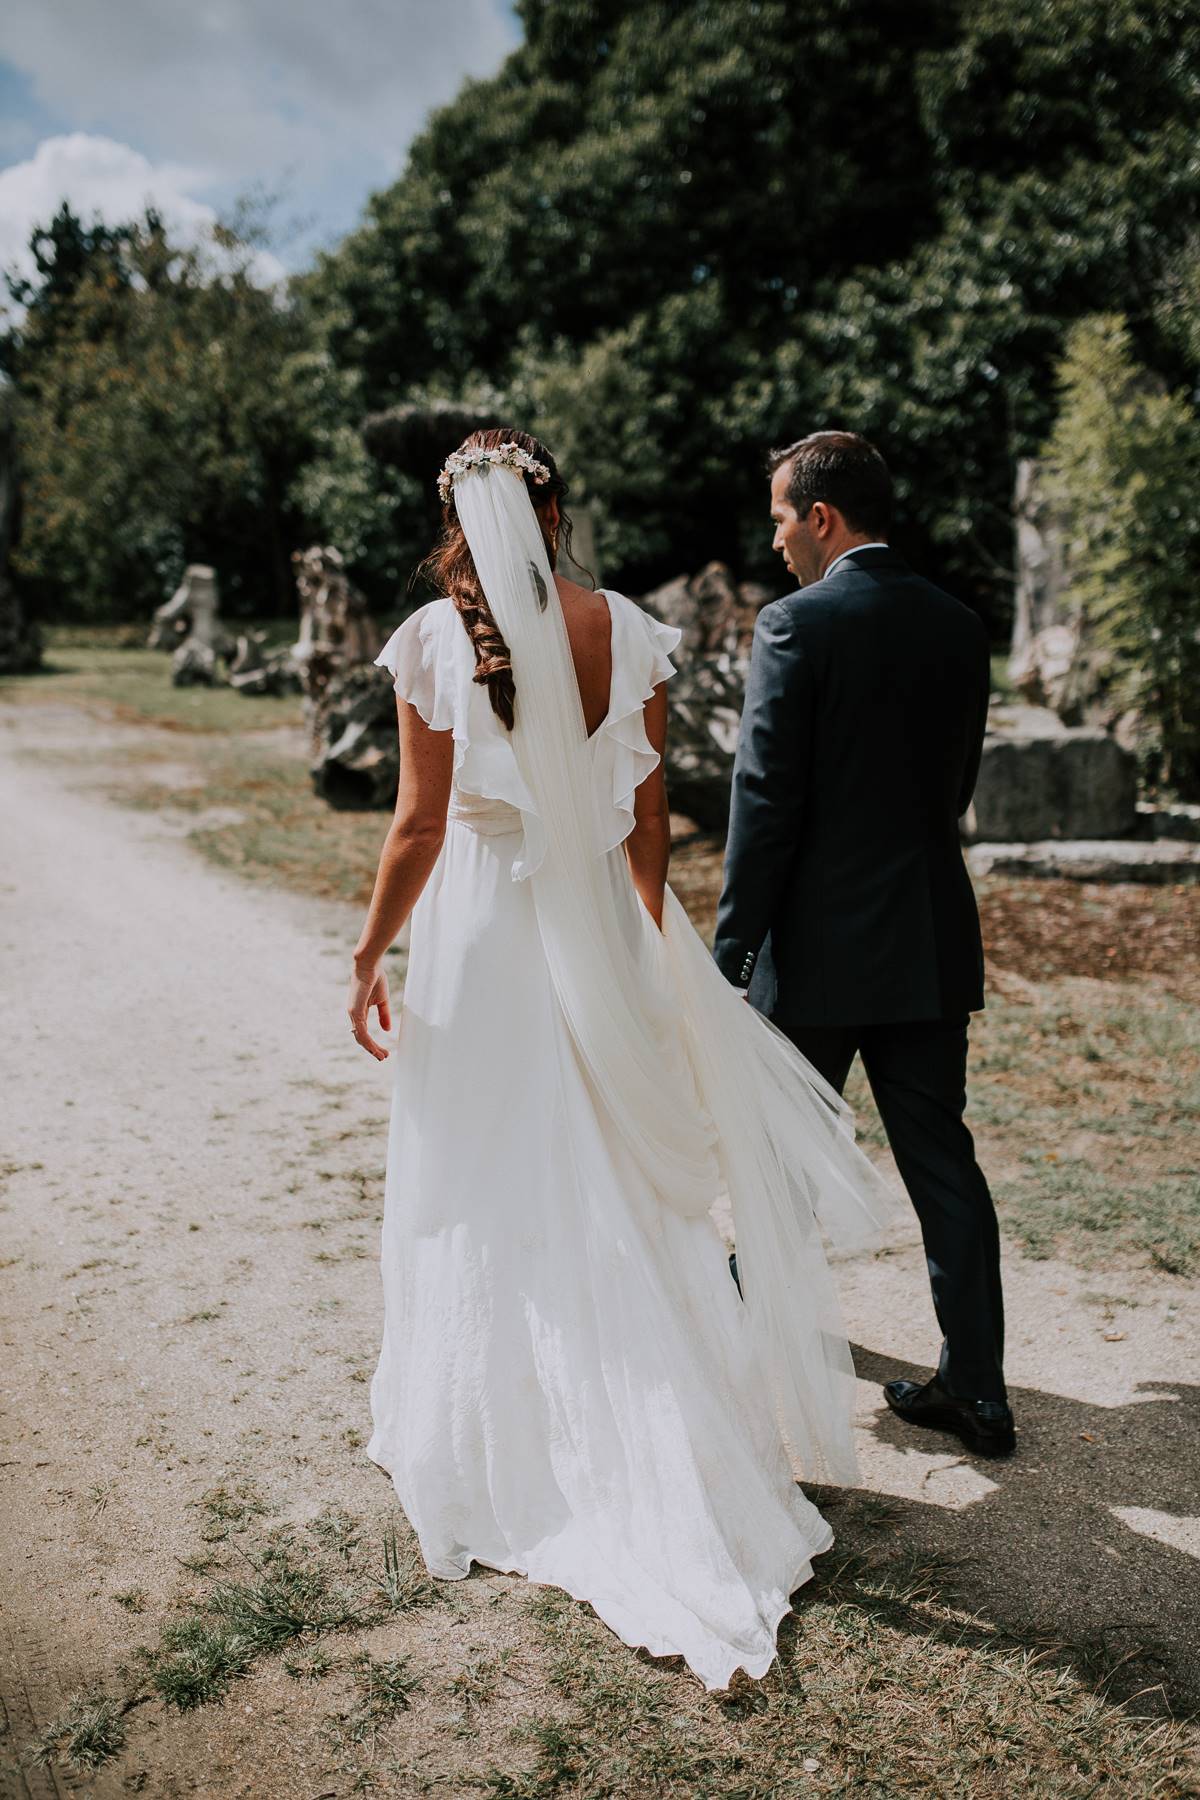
[
  {"xmin": 374, "ymin": 601, "xmax": 455, "ymax": 729},
  {"xmin": 640, "ymin": 605, "xmax": 683, "ymax": 688},
  {"xmin": 375, "ymin": 597, "xmax": 546, "ymax": 878},
  {"xmin": 594, "ymin": 592, "xmax": 683, "ymax": 854}
]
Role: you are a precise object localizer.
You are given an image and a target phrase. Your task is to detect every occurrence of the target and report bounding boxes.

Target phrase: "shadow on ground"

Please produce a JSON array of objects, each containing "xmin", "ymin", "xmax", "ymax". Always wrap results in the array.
[{"xmin": 828, "ymin": 1345, "xmax": 1200, "ymax": 1719}]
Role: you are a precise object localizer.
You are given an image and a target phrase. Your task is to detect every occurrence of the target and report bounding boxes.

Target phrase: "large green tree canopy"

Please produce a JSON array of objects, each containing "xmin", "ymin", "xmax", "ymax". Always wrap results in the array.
[{"xmin": 299, "ymin": 0, "xmax": 1200, "ymax": 624}]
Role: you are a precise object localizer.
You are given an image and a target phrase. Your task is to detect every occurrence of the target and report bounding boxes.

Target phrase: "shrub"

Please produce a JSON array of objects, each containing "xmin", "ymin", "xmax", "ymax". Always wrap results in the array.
[{"xmin": 1041, "ymin": 315, "xmax": 1200, "ymax": 796}]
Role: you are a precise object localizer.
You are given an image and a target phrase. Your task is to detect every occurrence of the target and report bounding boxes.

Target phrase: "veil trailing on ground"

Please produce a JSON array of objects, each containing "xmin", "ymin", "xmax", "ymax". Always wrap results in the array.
[{"xmin": 452, "ymin": 458, "xmax": 903, "ymax": 1484}]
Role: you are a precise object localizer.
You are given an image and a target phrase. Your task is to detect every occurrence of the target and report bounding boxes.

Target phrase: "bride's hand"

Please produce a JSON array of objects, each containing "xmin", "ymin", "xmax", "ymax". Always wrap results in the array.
[{"xmin": 347, "ymin": 963, "xmax": 393, "ymax": 1059}]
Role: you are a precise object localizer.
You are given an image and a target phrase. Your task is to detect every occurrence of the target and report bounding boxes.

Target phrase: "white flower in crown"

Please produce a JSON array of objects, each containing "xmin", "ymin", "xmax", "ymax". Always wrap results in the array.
[{"xmin": 437, "ymin": 441, "xmax": 552, "ymax": 504}]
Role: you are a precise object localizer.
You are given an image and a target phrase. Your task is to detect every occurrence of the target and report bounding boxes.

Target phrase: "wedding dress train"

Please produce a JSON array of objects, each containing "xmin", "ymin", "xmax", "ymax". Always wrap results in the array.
[{"xmin": 366, "ymin": 565, "xmax": 899, "ymax": 1691}]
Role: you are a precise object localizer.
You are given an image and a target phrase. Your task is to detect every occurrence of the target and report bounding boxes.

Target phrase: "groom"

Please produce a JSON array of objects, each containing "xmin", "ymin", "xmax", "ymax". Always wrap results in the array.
[{"xmin": 713, "ymin": 431, "xmax": 1014, "ymax": 1458}]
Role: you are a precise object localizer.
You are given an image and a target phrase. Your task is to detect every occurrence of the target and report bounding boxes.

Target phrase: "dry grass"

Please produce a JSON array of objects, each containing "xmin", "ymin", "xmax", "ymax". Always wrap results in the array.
[
  {"xmin": 478, "ymin": 1523, "xmax": 1198, "ymax": 1799},
  {"xmin": 10, "ymin": 635, "xmax": 306, "ymax": 733},
  {"xmin": 966, "ymin": 987, "xmax": 1200, "ymax": 1274},
  {"xmin": 114, "ymin": 736, "xmax": 395, "ymax": 906},
  {"xmin": 21, "ymin": 1492, "xmax": 1198, "ymax": 1795}
]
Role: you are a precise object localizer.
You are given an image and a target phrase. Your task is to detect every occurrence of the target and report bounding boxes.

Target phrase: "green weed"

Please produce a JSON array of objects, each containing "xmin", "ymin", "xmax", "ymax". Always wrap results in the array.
[{"xmin": 27, "ymin": 1691, "xmax": 128, "ymax": 1771}]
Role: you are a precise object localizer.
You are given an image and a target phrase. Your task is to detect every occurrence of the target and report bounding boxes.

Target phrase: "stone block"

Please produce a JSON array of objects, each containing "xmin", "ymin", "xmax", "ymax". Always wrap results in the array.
[
  {"xmin": 966, "ymin": 839, "xmax": 1200, "ymax": 883},
  {"xmin": 1139, "ymin": 800, "xmax": 1200, "ymax": 843},
  {"xmin": 968, "ymin": 726, "xmax": 1138, "ymax": 842}
]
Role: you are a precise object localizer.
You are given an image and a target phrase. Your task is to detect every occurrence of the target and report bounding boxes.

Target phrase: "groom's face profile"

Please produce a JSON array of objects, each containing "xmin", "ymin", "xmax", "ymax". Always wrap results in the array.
[{"xmin": 770, "ymin": 461, "xmax": 829, "ymax": 588}]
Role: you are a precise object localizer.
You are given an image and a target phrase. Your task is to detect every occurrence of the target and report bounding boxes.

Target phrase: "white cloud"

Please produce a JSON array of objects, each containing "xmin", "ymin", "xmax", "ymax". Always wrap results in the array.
[
  {"xmin": 0, "ymin": 134, "xmax": 289, "ymax": 293},
  {"xmin": 3, "ymin": 0, "xmax": 519, "ymax": 199}
]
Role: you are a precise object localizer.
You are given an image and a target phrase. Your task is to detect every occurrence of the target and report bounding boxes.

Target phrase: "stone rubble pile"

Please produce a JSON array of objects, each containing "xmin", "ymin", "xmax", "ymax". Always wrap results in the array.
[
  {"xmin": 148, "ymin": 563, "xmax": 303, "ymax": 694},
  {"xmin": 637, "ymin": 561, "xmax": 771, "ymax": 831},
  {"xmin": 291, "ymin": 545, "xmax": 402, "ymax": 809}
]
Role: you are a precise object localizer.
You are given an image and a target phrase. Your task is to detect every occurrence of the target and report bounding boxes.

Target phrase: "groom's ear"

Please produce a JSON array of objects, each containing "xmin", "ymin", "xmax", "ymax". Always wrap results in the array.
[{"xmin": 811, "ymin": 500, "xmax": 836, "ymax": 540}]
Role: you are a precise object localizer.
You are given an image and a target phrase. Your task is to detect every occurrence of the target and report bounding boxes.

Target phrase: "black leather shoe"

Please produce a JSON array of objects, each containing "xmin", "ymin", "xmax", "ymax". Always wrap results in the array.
[{"xmin": 883, "ymin": 1377, "xmax": 1015, "ymax": 1458}]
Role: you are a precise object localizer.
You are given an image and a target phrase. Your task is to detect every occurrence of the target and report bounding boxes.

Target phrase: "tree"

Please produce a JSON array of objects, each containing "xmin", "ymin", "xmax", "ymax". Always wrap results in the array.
[
  {"xmin": 0, "ymin": 200, "xmax": 134, "ymax": 389},
  {"xmin": 1042, "ymin": 315, "xmax": 1200, "ymax": 796},
  {"xmin": 11, "ymin": 2, "xmax": 1200, "ymax": 627},
  {"xmin": 298, "ymin": 0, "xmax": 950, "ymax": 591},
  {"xmin": 301, "ymin": 0, "xmax": 1200, "ymax": 621},
  {"xmin": 7, "ymin": 211, "xmax": 338, "ymax": 622}
]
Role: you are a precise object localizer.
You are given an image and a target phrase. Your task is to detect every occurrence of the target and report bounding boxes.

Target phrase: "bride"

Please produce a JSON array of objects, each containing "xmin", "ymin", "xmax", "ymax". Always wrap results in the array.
[{"xmin": 347, "ymin": 428, "xmax": 899, "ymax": 1692}]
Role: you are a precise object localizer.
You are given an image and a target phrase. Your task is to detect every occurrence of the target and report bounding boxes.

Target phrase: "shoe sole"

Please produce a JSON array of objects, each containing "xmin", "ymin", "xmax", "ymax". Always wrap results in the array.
[{"xmin": 885, "ymin": 1399, "xmax": 1015, "ymax": 1459}]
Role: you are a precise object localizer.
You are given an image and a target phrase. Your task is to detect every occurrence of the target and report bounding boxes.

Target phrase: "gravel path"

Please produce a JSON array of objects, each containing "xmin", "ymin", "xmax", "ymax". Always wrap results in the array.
[
  {"xmin": 1, "ymin": 703, "xmax": 402, "ymax": 1795},
  {"xmin": 1, "ymin": 699, "xmax": 1196, "ymax": 1795}
]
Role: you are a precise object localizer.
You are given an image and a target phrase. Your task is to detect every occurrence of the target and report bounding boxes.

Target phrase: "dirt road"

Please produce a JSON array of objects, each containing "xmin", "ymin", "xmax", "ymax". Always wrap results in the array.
[{"xmin": 1, "ymin": 698, "xmax": 1196, "ymax": 1796}]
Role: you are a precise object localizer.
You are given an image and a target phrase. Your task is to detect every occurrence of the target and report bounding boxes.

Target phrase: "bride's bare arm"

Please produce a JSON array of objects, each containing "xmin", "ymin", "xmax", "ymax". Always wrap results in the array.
[
  {"xmin": 624, "ymin": 681, "xmax": 670, "ymax": 929},
  {"xmin": 348, "ymin": 700, "xmax": 453, "ymax": 1055}
]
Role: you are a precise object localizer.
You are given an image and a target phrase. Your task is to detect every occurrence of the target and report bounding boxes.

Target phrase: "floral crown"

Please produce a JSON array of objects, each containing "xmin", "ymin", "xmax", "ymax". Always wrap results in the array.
[{"xmin": 437, "ymin": 441, "xmax": 552, "ymax": 505}]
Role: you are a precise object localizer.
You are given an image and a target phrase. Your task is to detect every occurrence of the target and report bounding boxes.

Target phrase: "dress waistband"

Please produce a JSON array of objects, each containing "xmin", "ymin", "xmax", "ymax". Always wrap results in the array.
[{"xmin": 446, "ymin": 795, "xmax": 524, "ymax": 836}]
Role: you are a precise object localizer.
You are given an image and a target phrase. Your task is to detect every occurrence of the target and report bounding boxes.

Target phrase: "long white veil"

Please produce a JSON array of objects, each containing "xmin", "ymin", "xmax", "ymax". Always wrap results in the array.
[{"xmin": 453, "ymin": 458, "xmax": 902, "ymax": 1485}]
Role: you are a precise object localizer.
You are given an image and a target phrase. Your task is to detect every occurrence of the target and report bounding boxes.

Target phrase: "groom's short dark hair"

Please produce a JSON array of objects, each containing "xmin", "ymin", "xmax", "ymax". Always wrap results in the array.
[{"xmin": 768, "ymin": 431, "xmax": 893, "ymax": 538}]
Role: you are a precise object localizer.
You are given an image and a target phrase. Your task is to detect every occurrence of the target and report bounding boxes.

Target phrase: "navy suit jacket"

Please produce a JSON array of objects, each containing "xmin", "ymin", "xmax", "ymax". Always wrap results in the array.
[{"xmin": 712, "ymin": 546, "xmax": 990, "ymax": 1029}]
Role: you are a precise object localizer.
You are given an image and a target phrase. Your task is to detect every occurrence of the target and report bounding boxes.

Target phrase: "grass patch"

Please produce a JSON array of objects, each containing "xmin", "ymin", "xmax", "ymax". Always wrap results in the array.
[
  {"xmin": 473, "ymin": 1521, "xmax": 1199, "ymax": 1799},
  {"xmin": 138, "ymin": 1528, "xmax": 371, "ymax": 1711},
  {"xmin": 193, "ymin": 1478, "xmax": 271, "ymax": 1541},
  {"xmin": 25, "ymin": 1498, "xmax": 453, "ymax": 1778},
  {"xmin": 971, "ymin": 990, "xmax": 1200, "ymax": 1274},
  {"xmin": 345, "ymin": 1648, "xmax": 420, "ymax": 1727},
  {"xmin": 141, "ymin": 1612, "xmax": 258, "ymax": 1711},
  {"xmin": 319, "ymin": 1650, "xmax": 423, "ymax": 1791},
  {"xmin": 115, "ymin": 737, "xmax": 395, "ymax": 906},
  {"xmin": 1, "ymin": 635, "xmax": 305, "ymax": 733},
  {"xmin": 285, "ymin": 1643, "xmax": 338, "ymax": 1681},
  {"xmin": 452, "ymin": 1649, "xmax": 517, "ymax": 1716},
  {"xmin": 998, "ymin": 1155, "xmax": 1199, "ymax": 1274},
  {"xmin": 371, "ymin": 1523, "xmax": 444, "ymax": 1613},
  {"xmin": 308, "ymin": 1504, "xmax": 363, "ymax": 1560},
  {"xmin": 137, "ymin": 1517, "xmax": 431, "ymax": 1718},
  {"xmin": 27, "ymin": 1690, "xmax": 129, "ymax": 1772}
]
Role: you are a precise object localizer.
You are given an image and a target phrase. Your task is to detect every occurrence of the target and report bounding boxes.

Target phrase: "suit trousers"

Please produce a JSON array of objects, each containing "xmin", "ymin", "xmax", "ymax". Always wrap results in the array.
[{"xmin": 783, "ymin": 1015, "xmax": 1006, "ymax": 1403}]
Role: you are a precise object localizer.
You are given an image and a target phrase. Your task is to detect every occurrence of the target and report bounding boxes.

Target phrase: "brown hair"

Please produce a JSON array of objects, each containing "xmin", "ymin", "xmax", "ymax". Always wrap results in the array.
[
  {"xmin": 414, "ymin": 427, "xmax": 579, "ymax": 731},
  {"xmin": 768, "ymin": 430, "xmax": 893, "ymax": 539}
]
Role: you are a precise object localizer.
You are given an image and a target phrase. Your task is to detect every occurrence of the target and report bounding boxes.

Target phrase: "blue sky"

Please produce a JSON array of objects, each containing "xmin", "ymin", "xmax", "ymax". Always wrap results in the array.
[{"xmin": 0, "ymin": 1, "xmax": 522, "ymax": 292}]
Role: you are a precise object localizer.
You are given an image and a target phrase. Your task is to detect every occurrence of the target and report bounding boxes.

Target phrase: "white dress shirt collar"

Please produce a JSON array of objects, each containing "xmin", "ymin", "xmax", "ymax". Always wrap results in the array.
[{"xmin": 823, "ymin": 542, "xmax": 891, "ymax": 581}]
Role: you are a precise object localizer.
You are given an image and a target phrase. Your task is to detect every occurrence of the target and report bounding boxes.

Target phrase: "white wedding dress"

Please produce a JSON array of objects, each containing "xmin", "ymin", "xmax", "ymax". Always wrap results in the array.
[{"xmin": 365, "ymin": 469, "xmax": 898, "ymax": 1691}]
